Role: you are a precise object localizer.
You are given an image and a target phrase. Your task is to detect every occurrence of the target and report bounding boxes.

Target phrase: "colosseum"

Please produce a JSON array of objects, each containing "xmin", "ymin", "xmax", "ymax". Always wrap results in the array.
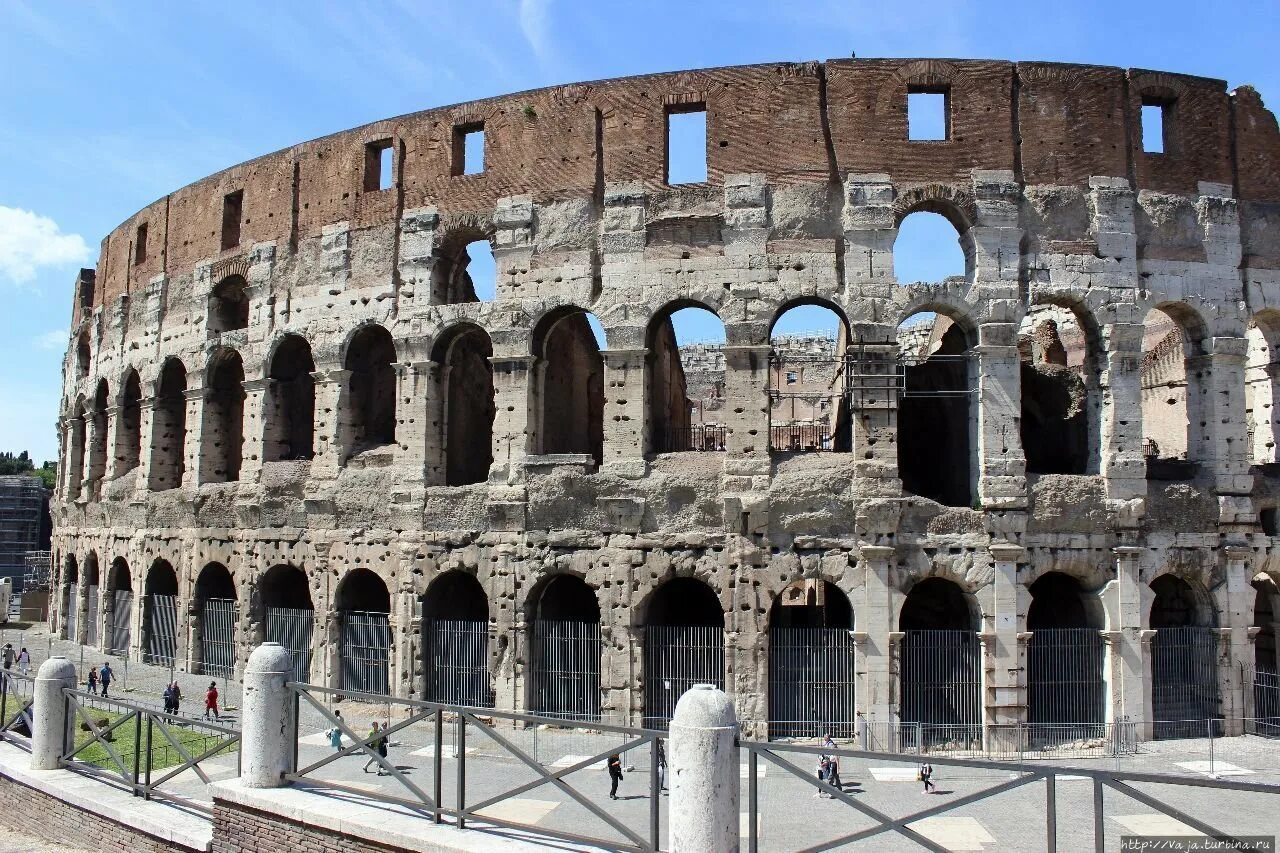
[{"xmin": 50, "ymin": 58, "xmax": 1280, "ymax": 745}]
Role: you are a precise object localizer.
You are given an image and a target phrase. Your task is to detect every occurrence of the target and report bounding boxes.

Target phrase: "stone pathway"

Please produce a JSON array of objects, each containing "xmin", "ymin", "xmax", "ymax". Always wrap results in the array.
[{"xmin": 0, "ymin": 823, "xmax": 91, "ymax": 852}]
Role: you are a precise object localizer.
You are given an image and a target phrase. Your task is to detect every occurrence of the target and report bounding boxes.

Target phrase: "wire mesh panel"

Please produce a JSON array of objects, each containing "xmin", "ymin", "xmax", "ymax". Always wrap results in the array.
[
  {"xmin": 530, "ymin": 619, "xmax": 601, "ymax": 720},
  {"xmin": 423, "ymin": 618, "xmax": 492, "ymax": 707},
  {"xmin": 899, "ymin": 630, "xmax": 982, "ymax": 749},
  {"xmin": 200, "ymin": 598, "xmax": 238, "ymax": 679},
  {"xmin": 341, "ymin": 610, "xmax": 391, "ymax": 696},
  {"xmin": 1252, "ymin": 669, "xmax": 1280, "ymax": 737},
  {"xmin": 1152, "ymin": 626, "xmax": 1222, "ymax": 739},
  {"xmin": 768, "ymin": 627, "xmax": 857, "ymax": 739},
  {"xmin": 1028, "ymin": 628, "xmax": 1105, "ymax": 726},
  {"xmin": 266, "ymin": 606, "xmax": 314, "ymax": 683},
  {"xmin": 62, "ymin": 586, "xmax": 76, "ymax": 641},
  {"xmin": 85, "ymin": 584, "xmax": 99, "ymax": 647},
  {"xmin": 107, "ymin": 590, "xmax": 132, "ymax": 655},
  {"xmin": 144, "ymin": 594, "xmax": 178, "ymax": 666},
  {"xmin": 643, "ymin": 624, "xmax": 724, "ymax": 729}
]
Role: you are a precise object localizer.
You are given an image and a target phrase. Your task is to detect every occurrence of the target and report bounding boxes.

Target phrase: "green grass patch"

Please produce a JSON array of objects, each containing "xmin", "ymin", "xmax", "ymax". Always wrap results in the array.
[{"xmin": 70, "ymin": 710, "xmax": 236, "ymax": 776}]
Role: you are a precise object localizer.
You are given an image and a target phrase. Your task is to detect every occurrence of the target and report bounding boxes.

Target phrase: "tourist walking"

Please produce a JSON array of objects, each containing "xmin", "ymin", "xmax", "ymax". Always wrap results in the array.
[
  {"xmin": 162, "ymin": 683, "xmax": 175, "ymax": 715},
  {"xmin": 15, "ymin": 648, "xmax": 29, "ymax": 676},
  {"xmin": 814, "ymin": 753, "xmax": 831, "ymax": 798},
  {"xmin": 327, "ymin": 710, "xmax": 344, "ymax": 752},
  {"xmin": 99, "ymin": 663, "xmax": 113, "ymax": 698},
  {"xmin": 607, "ymin": 753, "xmax": 624, "ymax": 800},
  {"xmin": 204, "ymin": 682, "xmax": 219, "ymax": 721},
  {"xmin": 2, "ymin": 644, "xmax": 14, "ymax": 670},
  {"xmin": 170, "ymin": 681, "xmax": 182, "ymax": 715},
  {"xmin": 656, "ymin": 738, "xmax": 667, "ymax": 791},
  {"xmin": 363, "ymin": 722, "xmax": 383, "ymax": 773},
  {"xmin": 821, "ymin": 734, "xmax": 842, "ymax": 791},
  {"xmin": 375, "ymin": 723, "xmax": 390, "ymax": 775},
  {"xmin": 920, "ymin": 762, "xmax": 935, "ymax": 794},
  {"xmin": 86, "ymin": 667, "xmax": 98, "ymax": 696}
]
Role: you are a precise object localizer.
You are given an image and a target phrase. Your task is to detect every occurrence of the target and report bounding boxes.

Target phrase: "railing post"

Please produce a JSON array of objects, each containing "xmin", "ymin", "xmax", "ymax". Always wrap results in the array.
[
  {"xmin": 456, "ymin": 712, "xmax": 467, "ymax": 829},
  {"xmin": 1208, "ymin": 718, "xmax": 1216, "ymax": 779},
  {"xmin": 669, "ymin": 684, "xmax": 738, "ymax": 853},
  {"xmin": 241, "ymin": 642, "xmax": 295, "ymax": 788},
  {"xmin": 748, "ymin": 749, "xmax": 759, "ymax": 853},
  {"xmin": 143, "ymin": 714, "xmax": 153, "ymax": 799},
  {"xmin": 1045, "ymin": 772, "xmax": 1057, "ymax": 853},
  {"xmin": 31, "ymin": 657, "xmax": 77, "ymax": 771},
  {"xmin": 433, "ymin": 709, "xmax": 443, "ymax": 824},
  {"xmin": 132, "ymin": 712, "xmax": 142, "ymax": 791}
]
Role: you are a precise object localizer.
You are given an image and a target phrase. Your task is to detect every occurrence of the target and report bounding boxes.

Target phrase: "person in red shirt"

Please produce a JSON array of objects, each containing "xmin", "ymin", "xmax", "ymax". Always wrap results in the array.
[{"xmin": 204, "ymin": 681, "xmax": 219, "ymax": 721}]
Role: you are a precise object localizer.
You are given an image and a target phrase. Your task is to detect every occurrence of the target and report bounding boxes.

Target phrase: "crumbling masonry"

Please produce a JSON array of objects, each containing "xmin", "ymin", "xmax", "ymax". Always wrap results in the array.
[{"xmin": 51, "ymin": 59, "xmax": 1280, "ymax": 741}]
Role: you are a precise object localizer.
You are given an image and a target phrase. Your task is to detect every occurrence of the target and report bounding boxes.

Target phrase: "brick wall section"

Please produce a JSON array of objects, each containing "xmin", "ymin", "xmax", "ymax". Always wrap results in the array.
[
  {"xmin": 212, "ymin": 799, "xmax": 402, "ymax": 853},
  {"xmin": 0, "ymin": 774, "xmax": 204, "ymax": 853}
]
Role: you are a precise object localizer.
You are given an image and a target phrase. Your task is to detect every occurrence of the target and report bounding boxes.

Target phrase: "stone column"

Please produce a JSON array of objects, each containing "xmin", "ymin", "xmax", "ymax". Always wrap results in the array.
[
  {"xmin": 600, "ymin": 348, "xmax": 648, "ymax": 475},
  {"xmin": 241, "ymin": 642, "xmax": 296, "ymax": 788},
  {"xmin": 976, "ymin": 325, "xmax": 1026, "ymax": 510},
  {"xmin": 238, "ymin": 377, "xmax": 270, "ymax": 484},
  {"xmin": 82, "ymin": 407, "xmax": 104, "ymax": 501},
  {"xmin": 31, "ymin": 657, "xmax": 77, "ymax": 770},
  {"xmin": 721, "ymin": 344, "xmax": 772, "ymax": 458},
  {"xmin": 419, "ymin": 362, "xmax": 445, "ymax": 486},
  {"xmin": 669, "ymin": 684, "xmax": 738, "ymax": 853},
  {"xmin": 182, "ymin": 386, "xmax": 206, "ymax": 490},
  {"xmin": 103, "ymin": 404, "xmax": 122, "ymax": 480},
  {"xmin": 856, "ymin": 546, "xmax": 897, "ymax": 730},
  {"xmin": 309, "ymin": 369, "xmax": 350, "ymax": 478},
  {"xmin": 985, "ymin": 542, "xmax": 1026, "ymax": 741},
  {"xmin": 395, "ymin": 361, "xmax": 432, "ymax": 485},
  {"xmin": 490, "ymin": 356, "xmax": 532, "ymax": 482},
  {"xmin": 1114, "ymin": 546, "xmax": 1151, "ymax": 739},
  {"xmin": 137, "ymin": 397, "xmax": 160, "ymax": 493},
  {"xmin": 1218, "ymin": 545, "xmax": 1255, "ymax": 734},
  {"xmin": 74, "ymin": 576, "xmax": 90, "ymax": 646},
  {"xmin": 1099, "ymin": 322, "xmax": 1147, "ymax": 500}
]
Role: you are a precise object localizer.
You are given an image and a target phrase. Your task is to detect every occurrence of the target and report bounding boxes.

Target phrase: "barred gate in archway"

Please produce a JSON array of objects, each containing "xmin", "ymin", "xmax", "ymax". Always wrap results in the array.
[
  {"xmin": 144, "ymin": 594, "xmax": 178, "ymax": 666},
  {"xmin": 108, "ymin": 590, "xmax": 132, "ymax": 655},
  {"xmin": 200, "ymin": 599, "xmax": 238, "ymax": 679},
  {"xmin": 266, "ymin": 606, "xmax": 314, "ymax": 683},
  {"xmin": 643, "ymin": 625, "xmax": 724, "ymax": 729},
  {"xmin": 1152, "ymin": 626, "xmax": 1221, "ymax": 739},
  {"xmin": 1028, "ymin": 628, "xmax": 1106, "ymax": 737},
  {"xmin": 422, "ymin": 618, "xmax": 492, "ymax": 707},
  {"xmin": 341, "ymin": 611, "xmax": 391, "ymax": 696},
  {"xmin": 769, "ymin": 627, "xmax": 857, "ymax": 739},
  {"xmin": 85, "ymin": 584, "xmax": 99, "ymax": 647},
  {"xmin": 899, "ymin": 629, "xmax": 982, "ymax": 749},
  {"xmin": 530, "ymin": 619, "xmax": 601, "ymax": 720},
  {"xmin": 62, "ymin": 587, "xmax": 76, "ymax": 641},
  {"xmin": 1252, "ymin": 669, "xmax": 1280, "ymax": 737}
]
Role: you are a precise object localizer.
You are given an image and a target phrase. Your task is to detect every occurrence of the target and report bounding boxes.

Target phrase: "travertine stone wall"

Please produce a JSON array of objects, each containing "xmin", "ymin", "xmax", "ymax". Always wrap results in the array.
[{"xmin": 51, "ymin": 59, "xmax": 1280, "ymax": 736}]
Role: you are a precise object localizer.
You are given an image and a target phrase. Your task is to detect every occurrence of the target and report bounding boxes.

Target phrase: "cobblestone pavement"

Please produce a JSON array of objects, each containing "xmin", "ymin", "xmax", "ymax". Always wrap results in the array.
[{"xmin": 0, "ymin": 824, "xmax": 90, "ymax": 852}]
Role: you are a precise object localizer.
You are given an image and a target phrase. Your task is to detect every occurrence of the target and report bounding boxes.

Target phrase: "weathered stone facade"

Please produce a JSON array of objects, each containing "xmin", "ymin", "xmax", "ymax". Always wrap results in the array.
[{"xmin": 50, "ymin": 59, "xmax": 1280, "ymax": 738}]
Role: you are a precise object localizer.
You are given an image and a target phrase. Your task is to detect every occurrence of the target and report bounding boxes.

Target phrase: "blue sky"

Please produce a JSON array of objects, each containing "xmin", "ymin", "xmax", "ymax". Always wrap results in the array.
[{"xmin": 2, "ymin": 0, "xmax": 1277, "ymax": 463}]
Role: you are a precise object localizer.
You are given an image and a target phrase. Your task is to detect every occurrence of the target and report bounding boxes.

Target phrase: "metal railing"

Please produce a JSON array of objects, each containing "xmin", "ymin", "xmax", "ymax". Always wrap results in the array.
[
  {"xmin": 653, "ymin": 425, "xmax": 727, "ymax": 453},
  {"xmin": 286, "ymin": 681, "xmax": 666, "ymax": 852},
  {"xmin": 59, "ymin": 688, "xmax": 240, "ymax": 815},
  {"xmin": 768, "ymin": 423, "xmax": 833, "ymax": 452},
  {"xmin": 0, "ymin": 671, "xmax": 35, "ymax": 747}
]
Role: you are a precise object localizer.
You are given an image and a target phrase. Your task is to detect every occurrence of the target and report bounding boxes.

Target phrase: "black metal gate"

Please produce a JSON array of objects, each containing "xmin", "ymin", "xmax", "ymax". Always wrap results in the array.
[
  {"xmin": 1152, "ymin": 626, "xmax": 1221, "ymax": 739},
  {"xmin": 85, "ymin": 584, "xmax": 99, "ymax": 647},
  {"xmin": 62, "ymin": 586, "xmax": 76, "ymax": 641},
  {"xmin": 643, "ymin": 624, "xmax": 724, "ymax": 729},
  {"xmin": 144, "ymin": 594, "xmax": 178, "ymax": 666},
  {"xmin": 899, "ymin": 629, "xmax": 982, "ymax": 749},
  {"xmin": 107, "ymin": 589, "xmax": 132, "ymax": 655},
  {"xmin": 769, "ymin": 626, "xmax": 857, "ymax": 739},
  {"xmin": 530, "ymin": 619, "xmax": 601, "ymax": 720},
  {"xmin": 266, "ymin": 606, "xmax": 314, "ymax": 683},
  {"xmin": 422, "ymin": 618, "xmax": 492, "ymax": 707},
  {"xmin": 200, "ymin": 598, "xmax": 238, "ymax": 679},
  {"xmin": 341, "ymin": 610, "xmax": 392, "ymax": 696},
  {"xmin": 1252, "ymin": 669, "xmax": 1280, "ymax": 738},
  {"xmin": 1028, "ymin": 628, "xmax": 1106, "ymax": 727}
]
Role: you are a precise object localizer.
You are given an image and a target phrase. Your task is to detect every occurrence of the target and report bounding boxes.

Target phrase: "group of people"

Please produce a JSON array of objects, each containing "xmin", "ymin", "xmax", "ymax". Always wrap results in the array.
[
  {"xmin": 164, "ymin": 680, "xmax": 221, "ymax": 720},
  {"xmin": 814, "ymin": 733, "xmax": 937, "ymax": 797},
  {"xmin": 1, "ymin": 644, "xmax": 30, "ymax": 676},
  {"xmin": 85, "ymin": 662, "xmax": 113, "ymax": 697},
  {"xmin": 324, "ymin": 713, "xmax": 393, "ymax": 776}
]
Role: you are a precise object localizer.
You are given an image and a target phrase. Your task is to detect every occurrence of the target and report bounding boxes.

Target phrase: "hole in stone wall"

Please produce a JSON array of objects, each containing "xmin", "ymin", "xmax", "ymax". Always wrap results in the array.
[
  {"xmin": 267, "ymin": 335, "xmax": 316, "ymax": 461},
  {"xmin": 768, "ymin": 301, "xmax": 851, "ymax": 453},
  {"xmin": 894, "ymin": 211, "xmax": 965, "ymax": 286},
  {"xmin": 534, "ymin": 307, "xmax": 604, "ymax": 464},
  {"xmin": 650, "ymin": 304, "xmax": 725, "ymax": 453},
  {"xmin": 364, "ymin": 139, "xmax": 394, "ymax": 192},
  {"xmin": 666, "ymin": 105, "xmax": 707, "ymax": 185},
  {"xmin": 436, "ymin": 324, "xmax": 494, "ymax": 485},
  {"xmin": 908, "ymin": 89, "xmax": 948, "ymax": 141},
  {"xmin": 345, "ymin": 324, "xmax": 397, "ymax": 452},
  {"xmin": 221, "ymin": 190, "xmax": 243, "ymax": 250},
  {"xmin": 208, "ymin": 275, "xmax": 250, "ymax": 333},
  {"xmin": 1141, "ymin": 101, "xmax": 1170, "ymax": 154},
  {"xmin": 453, "ymin": 123, "xmax": 485, "ymax": 176}
]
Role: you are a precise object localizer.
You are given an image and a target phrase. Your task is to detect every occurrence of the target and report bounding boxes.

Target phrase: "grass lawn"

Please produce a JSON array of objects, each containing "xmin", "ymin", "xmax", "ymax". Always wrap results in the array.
[{"xmin": 69, "ymin": 709, "xmax": 237, "ymax": 776}]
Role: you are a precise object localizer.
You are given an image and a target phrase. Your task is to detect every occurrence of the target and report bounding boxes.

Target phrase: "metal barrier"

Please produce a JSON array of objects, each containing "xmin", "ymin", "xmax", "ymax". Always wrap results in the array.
[
  {"xmin": 287, "ymin": 681, "xmax": 665, "ymax": 852},
  {"xmin": 59, "ymin": 688, "xmax": 240, "ymax": 815},
  {"xmin": 643, "ymin": 624, "xmax": 724, "ymax": 729},
  {"xmin": 653, "ymin": 425, "xmax": 727, "ymax": 453},
  {"xmin": 768, "ymin": 423, "xmax": 832, "ymax": 452},
  {"xmin": 0, "ymin": 671, "xmax": 35, "ymax": 746},
  {"xmin": 767, "ymin": 627, "xmax": 857, "ymax": 739}
]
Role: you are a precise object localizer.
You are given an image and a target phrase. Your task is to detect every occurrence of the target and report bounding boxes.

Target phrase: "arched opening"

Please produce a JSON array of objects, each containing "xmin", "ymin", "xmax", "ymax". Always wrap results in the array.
[
  {"xmin": 642, "ymin": 577, "xmax": 724, "ymax": 728},
  {"xmin": 648, "ymin": 304, "xmax": 727, "ymax": 453},
  {"xmin": 335, "ymin": 569, "xmax": 392, "ymax": 696},
  {"xmin": 433, "ymin": 324, "xmax": 494, "ymax": 486},
  {"xmin": 898, "ymin": 577, "xmax": 981, "ymax": 745},
  {"xmin": 1252, "ymin": 576, "xmax": 1279, "ymax": 727},
  {"xmin": 897, "ymin": 312, "xmax": 977, "ymax": 506},
  {"xmin": 65, "ymin": 398, "xmax": 86, "ymax": 501},
  {"xmin": 893, "ymin": 210, "xmax": 969, "ymax": 285},
  {"xmin": 1149, "ymin": 574, "xmax": 1220, "ymax": 738},
  {"xmin": 104, "ymin": 557, "xmax": 132, "ymax": 655},
  {"xmin": 194, "ymin": 562, "xmax": 238, "ymax": 679},
  {"xmin": 83, "ymin": 553, "xmax": 100, "ymax": 647},
  {"xmin": 1246, "ymin": 314, "xmax": 1280, "ymax": 466},
  {"xmin": 1020, "ymin": 305, "xmax": 1100, "ymax": 475},
  {"xmin": 421, "ymin": 571, "xmax": 492, "ymax": 707},
  {"xmin": 87, "ymin": 380, "xmax": 109, "ymax": 487},
  {"xmin": 528, "ymin": 575, "xmax": 601, "ymax": 719},
  {"xmin": 76, "ymin": 330, "xmax": 91, "ymax": 378},
  {"xmin": 344, "ymin": 324, "xmax": 397, "ymax": 454},
  {"xmin": 262, "ymin": 564, "xmax": 314, "ymax": 683},
  {"xmin": 433, "ymin": 236, "xmax": 497, "ymax": 304},
  {"xmin": 142, "ymin": 559, "xmax": 179, "ymax": 667},
  {"xmin": 767, "ymin": 301, "xmax": 851, "ymax": 453},
  {"xmin": 208, "ymin": 275, "xmax": 250, "ymax": 333},
  {"xmin": 768, "ymin": 580, "xmax": 856, "ymax": 739},
  {"xmin": 265, "ymin": 334, "xmax": 316, "ymax": 462},
  {"xmin": 1141, "ymin": 305, "xmax": 1205, "ymax": 478},
  {"xmin": 61, "ymin": 555, "xmax": 78, "ymax": 641},
  {"xmin": 532, "ymin": 308, "xmax": 604, "ymax": 464},
  {"xmin": 150, "ymin": 359, "xmax": 188, "ymax": 490},
  {"xmin": 1026, "ymin": 573, "xmax": 1105, "ymax": 733},
  {"xmin": 204, "ymin": 350, "xmax": 245, "ymax": 482},
  {"xmin": 116, "ymin": 370, "xmax": 142, "ymax": 475}
]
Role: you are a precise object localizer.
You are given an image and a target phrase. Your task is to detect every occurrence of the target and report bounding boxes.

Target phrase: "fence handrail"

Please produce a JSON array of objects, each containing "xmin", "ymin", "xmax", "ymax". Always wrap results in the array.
[{"xmin": 62, "ymin": 687, "xmax": 241, "ymax": 737}]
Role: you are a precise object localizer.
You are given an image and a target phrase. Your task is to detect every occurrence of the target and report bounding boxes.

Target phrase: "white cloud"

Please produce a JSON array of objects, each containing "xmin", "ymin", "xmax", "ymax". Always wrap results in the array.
[
  {"xmin": 0, "ymin": 206, "xmax": 91, "ymax": 285},
  {"xmin": 518, "ymin": 0, "xmax": 554, "ymax": 67},
  {"xmin": 34, "ymin": 328, "xmax": 67, "ymax": 351}
]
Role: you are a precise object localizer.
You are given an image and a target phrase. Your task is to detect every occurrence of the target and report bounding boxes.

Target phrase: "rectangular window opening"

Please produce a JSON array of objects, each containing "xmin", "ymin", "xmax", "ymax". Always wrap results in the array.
[
  {"xmin": 666, "ymin": 106, "xmax": 707, "ymax": 185},
  {"xmin": 453, "ymin": 123, "xmax": 485, "ymax": 176},
  {"xmin": 134, "ymin": 223, "xmax": 148, "ymax": 265},
  {"xmin": 908, "ymin": 89, "xmax": 949, "ymax": 141},
  {"xmin": 221, "ymin": 190, "xmax": 243, "ymax": 250},
  {"xmin": 364, "ymin": 140, "xmax": 394, "ymax": 192},
  {"xmin": 1142, "ymin": 100, "xmax": 1171, "ymax": 154}
]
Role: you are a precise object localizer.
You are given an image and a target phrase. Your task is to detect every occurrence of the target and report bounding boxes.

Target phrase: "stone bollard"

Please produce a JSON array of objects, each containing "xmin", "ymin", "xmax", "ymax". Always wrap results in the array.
[
  {"xmin": 669, "ymin": 683, "xmax": 739, "ymax": 853},
  {"xmin": 241, "ymin": 642, "xmax": 296, "ymax": 788},
  {"xmin": 31, "ymin": 656, "xmax": 77, "ymax": 771}
]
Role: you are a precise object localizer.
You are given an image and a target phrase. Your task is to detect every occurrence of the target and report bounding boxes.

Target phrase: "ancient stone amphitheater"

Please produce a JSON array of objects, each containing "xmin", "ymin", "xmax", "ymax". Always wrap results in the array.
[{"xmin": 51, "ymin": 59, "xmax": 1280, "ymax": 744}]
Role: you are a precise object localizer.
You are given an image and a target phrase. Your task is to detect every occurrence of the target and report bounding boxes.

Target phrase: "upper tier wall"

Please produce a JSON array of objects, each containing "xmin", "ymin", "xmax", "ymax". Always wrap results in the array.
[{"xmin": 82, "ymin": 59, "xmax": 1280, "ymax": 324}]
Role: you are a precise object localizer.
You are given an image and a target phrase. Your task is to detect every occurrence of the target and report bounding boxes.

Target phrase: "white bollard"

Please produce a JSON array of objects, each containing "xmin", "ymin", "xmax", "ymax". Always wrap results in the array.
[
  {"xmin": 31, "ymin": 656, "xmax": 77, "ymax": 771},
  {"xmin": 240, "ymin": 642, "xmax": 296, "ymax": 788},
  {"xmin": 669, "ymin": 683, "xmax": 739, "ymax": 853}
]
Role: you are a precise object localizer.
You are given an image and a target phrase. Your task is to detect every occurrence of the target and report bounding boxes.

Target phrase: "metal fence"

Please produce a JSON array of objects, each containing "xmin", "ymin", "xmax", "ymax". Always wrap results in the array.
[
  {"xmin": 144, "ymin": 594, "xmax": 178, "ymax": 667},
  {"xmin": 899, "ymin": 630, "xmax": 982, "ymax": 743},
  {"xmin": 1152, "ymin": 626, "xmax": 1221, "ymax": 739},
  {"xmin": 0, "ymin": 671, "xmax": 35, "ymax": 746},
  {"xmin": 643, "ymin": 624, "xmax": 724, "ymax": 729},
  {"xmin": 200, "ymin": 598, "xmax": 238, "ymax": 679},
  {"xmin": 266, "ymin": 606, "xmax": 314, "ymax": 683},
  {"xmin": 85, "ymin": 584, "xmax": 98, "ymax": 647},
  {"xmin": 62, "ymin": 585, "xmax": 76, "ymax": 641},
  {"xmin": 769, "ymin": 423, "xmax": 832, "ymax": 453},
  {"xmin": 340, "ymin": 610, "xmax": 391, "ymax": 696},
  {"xmin": 653, "ymin": 425, "xmax": 727, "ymax": 453},
  {"xmin": 423, "ymin": 618, "xmax": 492, "ymax": 707},
  {"xmin": 768, "ymin": 627, "xmax": 857, "ymax": 739},
  {"xmin": 1253, "ymin": 669, "xmax": 1280, "ymax": 735},
  {"xmin": 1027, "ymin": 628, "xmax": 1106, "ymax": 728},
  {"xmin": 107, "ymin": 590, "xmax": 132, "ymax": 656},
  {"xmin": 530, "ymin": 619, "xmax": 600, "ymax": 720}
]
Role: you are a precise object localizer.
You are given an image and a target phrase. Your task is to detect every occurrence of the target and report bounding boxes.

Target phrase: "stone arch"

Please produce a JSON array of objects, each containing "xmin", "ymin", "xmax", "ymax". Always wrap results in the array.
[
  {"xmin": 647, "ymin": 300, "xmax": 726, "ymax": 454},
  {"xmin": 60, "ymin": 554, "xmax": 78, "ymax": 641},
  {"xmin": 1026, "ymin": 571, "xmax": 1107, "ymax": 727},
  {"xmin": 642, "ymin": 576, "xmax": 725, "ymax": 727},
  {"xmin": 530, "ymin": 305, "xmax": 604, "ymax": 464},
  {"xmin": 1141, "ymin": 302, "xmax": 1210, "ymax": 467},
  {"xmin": 116, "ymin": 369, "xmax": 143, "ymax": 475},
  {"xmin": 265, "ymin": 333, "xmax": 316, "ymax": 461},
  {"xmin": 767, "ymin": 298, "xmax": 852, "ymax": 454},
  {"xmin": 1246, "ymin": 310, "xmax": 1280, "ymax": 465},
  {"xmin": 193, "ymin": 561, "xmax": 237, "ymax": 678},
  {"xmin": 766, "ymin": 579, "xmax": 857, "ymax": 738},
  {"xmin": 434, "ymin": 220, "xmax": 498, "ymax": 304},
  {"xmin": 261, "ymin": 563, "xmax": 313, "ymax": 610},
  {"xmin": 86, "ymin": 379, "xmax": 109, "ymax": 486},
  {"xmin": 335, "ymin": 567, "xmax": 391, "ymax": 613},
  {"xmin": 1022, "ymin": 296, "xmax": 1104, "ymax": 475},
  {"xmin": 75, "ymin": 329, "xmax": 91, "ymax": 379},
  {"xmin": 892, "ymin": 185, "xmax": 977, "ymax": 235},
  {"xmin": 525, "ymin": 573, "xmax": 602, "ymax": 718},
  {"xmin": 431, "ymin": 322, "xmax": 494, "ymax": 486},
  {"xmin": 208, "ymin": 275, "xmax": 250, "ymax": 333},
  {"xmin": 142, "ymin": 558, "xmax": 179, "ymax": 666},
  {"xmin": 334, "ymin": 567, "xmax": 392, "ymax": 695},
  {"xmin": 1149, "ymin": 572, "xmax": 1221, "ymax": 736},
  {"xmin": 898, "ymin": 576, "xmax": 983, "ymax": 733},
  {"xmin": 65, "ymin": 396, "xmax": 87, "ymax": 500},
  {"xmin": 343, "ymin": 323, "xmax": 398, "ymax": 452},
  {"xmin": 149, "ymin": 357, "xmax": 188, "ymax": 490},
  {"xmin": 204, "ymin": 348, "xmax": 245, "ymax": 482},
  {"xmin": 1149, "ymin": 572, "xmax": 1217, "ymax": 629},
  {"xmin": 261, "ymin": 563, "xmax": 314, "ymax": 683},
  {"xmin": 421, "ymin": 570, "xmax": 492, "ymax": 706}
]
